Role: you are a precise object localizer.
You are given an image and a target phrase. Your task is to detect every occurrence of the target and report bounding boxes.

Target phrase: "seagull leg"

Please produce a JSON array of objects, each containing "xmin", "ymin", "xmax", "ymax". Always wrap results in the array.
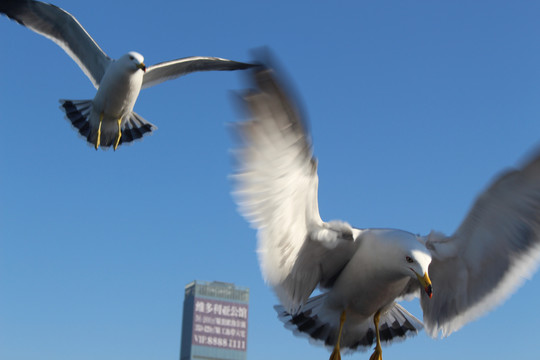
[
  {"xmin": 369, "ymin": 310, "xmax": 382, "ymax": 360},
  {"xmin": 329, "ymin": 310, "xmax": 346, "ymax": 360},
  {"xmin": 95, "ymin": 112, "xmax": 103, "ymax": 150},
  {"xmin": 113, "ymin": 118, "xmax": 122, "ymax": 151}
]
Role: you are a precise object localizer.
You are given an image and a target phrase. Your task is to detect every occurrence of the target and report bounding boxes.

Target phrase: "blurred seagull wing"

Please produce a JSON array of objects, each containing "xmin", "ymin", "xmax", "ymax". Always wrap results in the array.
[
  {"xmin": 0, "ymin": 0, "xmax": 111, "ymax": 88},
  {"xmin": 422, "ymin": 151, "xmax": 540, "ymax": 337},
  {"xmin": 142, "ymin": 56, "xmax": 255, "ymax": 89},
  {"xmin": 231, "ymin": 67, "xmax": 358, "ymax": 312}
]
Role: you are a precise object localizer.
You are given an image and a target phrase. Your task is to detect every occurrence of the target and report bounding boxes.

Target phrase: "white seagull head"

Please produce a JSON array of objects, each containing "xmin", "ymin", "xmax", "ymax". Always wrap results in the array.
[
  {"xmin": 407, "ymin": 248, "xmax": 433, "ymax": 298},
  {"xmin": 120, "ymin": 51, "xmax": 146, "ymax": 72},
  {"xmin": 375, "ymin": 230, "xmax": 433, "ymax": 297}
]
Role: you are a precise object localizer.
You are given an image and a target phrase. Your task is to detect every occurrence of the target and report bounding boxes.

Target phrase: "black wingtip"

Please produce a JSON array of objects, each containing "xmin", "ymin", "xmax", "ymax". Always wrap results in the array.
[
  {"xmin": 239, "ymin": 61, "xmax": 264, "ymax": 70},
  {"xmin": 246, "ymin": 47, "xmax": 297, "ymax": 94},
  {"xmin": 0, "ymin": 0, "xmax": 24, "ymax": 22},
  {"xmin": 242, "ymin": 48, "xmax": 311, "ymax": 137}
]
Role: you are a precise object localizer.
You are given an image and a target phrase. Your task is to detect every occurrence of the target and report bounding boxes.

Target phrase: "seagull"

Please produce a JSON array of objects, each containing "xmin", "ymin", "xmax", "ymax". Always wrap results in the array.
[
  {"xmin": 0, "ymin": 0, "xmax": 256, "ymax": 150},
  {"xmin": 230, "ymin": 64, "xmax": 540, "ymax": 360}
]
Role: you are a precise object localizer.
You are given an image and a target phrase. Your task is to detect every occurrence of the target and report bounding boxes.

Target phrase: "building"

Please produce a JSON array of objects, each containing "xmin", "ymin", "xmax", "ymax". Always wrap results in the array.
[{"xmin": 180, "ymin": 280, "xmax": 249, "ymax": 360}]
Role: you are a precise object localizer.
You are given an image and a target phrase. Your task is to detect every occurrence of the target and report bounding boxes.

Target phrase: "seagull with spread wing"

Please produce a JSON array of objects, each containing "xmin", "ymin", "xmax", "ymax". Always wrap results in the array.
[
  {"xmin": 0, "ymin": 0, "xmax": 255, "ymax": 150},
  {"xmin": 231, "ymin": 64, "xmax": 540, "ymax": 360}
]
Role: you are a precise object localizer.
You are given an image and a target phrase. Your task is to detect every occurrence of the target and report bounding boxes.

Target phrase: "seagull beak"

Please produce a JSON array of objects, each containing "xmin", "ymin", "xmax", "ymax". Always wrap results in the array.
[
  {"xmin": 416, "ymin": 272, "xmax": 433, "ymax": 299},
  {"xmin": 137, "ymin": 62, "xmax": 146, "ymax": 72}
]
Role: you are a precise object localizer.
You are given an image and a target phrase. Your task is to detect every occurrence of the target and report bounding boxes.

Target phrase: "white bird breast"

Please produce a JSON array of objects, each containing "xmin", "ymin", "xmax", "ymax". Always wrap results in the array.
[{"xmin": 92, "ymin": 60, "xmax": 144, "ymax": 122}]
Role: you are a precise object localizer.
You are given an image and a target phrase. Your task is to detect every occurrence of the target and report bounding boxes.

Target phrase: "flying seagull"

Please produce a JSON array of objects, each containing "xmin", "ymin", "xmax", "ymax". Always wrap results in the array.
[
  {"xmin": 0, "ymin": 0, "xmax": 255, "ymax": 150},
  {"xmin": 231, "ymin": 64, "xmax": 540, "ymax": 360}
]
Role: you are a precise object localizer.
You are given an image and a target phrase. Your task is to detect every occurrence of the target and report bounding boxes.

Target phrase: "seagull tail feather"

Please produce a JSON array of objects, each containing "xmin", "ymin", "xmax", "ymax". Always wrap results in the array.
[
  {"xmin": 274, "ymin": 295, "xmax": 423, "ymax": 353},
  {"xmin": 59, "ymin": 99, "xmax": 94, "ymax": 142},
  {"xmin": 118, "ymin": 111, "xmax": 157, "ymax": 146},
  {"xmin": 59, "ymin": 100, "xmax": 157, "ymax": 148}
]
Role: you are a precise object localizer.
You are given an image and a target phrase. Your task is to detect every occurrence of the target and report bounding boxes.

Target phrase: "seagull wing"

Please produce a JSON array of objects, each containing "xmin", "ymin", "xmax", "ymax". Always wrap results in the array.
[
  {"xmin": 232, "ymin": 66, "xmax": 359, "ymax": 312},
  {"xmin": 141, "ymin": 56, "xmax": 255, "ymax": 89},
  {"xmin": 422, "ymin": 151, "xmax": 540, "ymax": 337},
  {"xmin": 0, "ymin": 0, "xmax": 111, "ymax": 88}
]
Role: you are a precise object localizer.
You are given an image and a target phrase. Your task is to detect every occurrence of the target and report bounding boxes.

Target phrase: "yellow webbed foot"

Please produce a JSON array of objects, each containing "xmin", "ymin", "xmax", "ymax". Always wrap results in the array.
[
  {"xmin": 368, "ymin": 345, "xmax": 382, "ymax": 360},
  {"xmin": 329, "ymin": 346, "xmax": 341, "ymax": 360},
  {"xmin": 113, "ymin": 118, "xmax": 122, "ymax": 151}
]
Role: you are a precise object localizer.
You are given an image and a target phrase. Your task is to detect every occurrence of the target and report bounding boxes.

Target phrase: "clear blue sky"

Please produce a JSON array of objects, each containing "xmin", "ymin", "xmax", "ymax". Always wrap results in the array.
[{"xmin": 1, "ymin": 1, "xmax": 540, "ymax": 359}]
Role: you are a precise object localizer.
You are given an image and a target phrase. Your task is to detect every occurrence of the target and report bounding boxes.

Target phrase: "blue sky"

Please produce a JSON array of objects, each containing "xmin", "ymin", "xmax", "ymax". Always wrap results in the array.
[{"xmin": 1, "ymin": 1, "xmax": 540, "ymax": 359}]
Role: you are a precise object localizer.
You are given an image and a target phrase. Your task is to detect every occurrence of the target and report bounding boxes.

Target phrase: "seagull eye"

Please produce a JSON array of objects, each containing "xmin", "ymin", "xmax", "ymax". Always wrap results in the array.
[
  {"xmin": 129, "ymin": 55, "xmax": 134, "ymax": 60},
  {"xmin": 406, "ymin": 256, "xmax": 414, "ymax": 263}
]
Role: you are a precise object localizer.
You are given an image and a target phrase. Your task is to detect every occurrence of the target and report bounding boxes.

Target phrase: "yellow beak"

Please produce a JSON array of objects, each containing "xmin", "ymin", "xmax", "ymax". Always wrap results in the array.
[
  {"xmin": 137, "ymin": 62, "xmax": 146, "ymax": 72},
  {"xmin": 416, "ymin": 272, "xmax": 433, "ymax": 298}
]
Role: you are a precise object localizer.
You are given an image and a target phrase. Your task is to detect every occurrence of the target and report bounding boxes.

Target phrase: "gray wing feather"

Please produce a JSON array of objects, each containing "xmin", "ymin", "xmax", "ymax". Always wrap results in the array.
[
  {"xmin": 0, "ymin": 0, "xmax": 111, "ymax": 88},
  {"xmin": 231, "ymin": 66, "xmax": 357, "ymax": 312},
  {"xmin": 142, "ymin": 56, "xmax": 255, "ymax": 89},
  {"xmin": 422, "ymin": 151, "xmax": 540, "ymax": 337}
]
